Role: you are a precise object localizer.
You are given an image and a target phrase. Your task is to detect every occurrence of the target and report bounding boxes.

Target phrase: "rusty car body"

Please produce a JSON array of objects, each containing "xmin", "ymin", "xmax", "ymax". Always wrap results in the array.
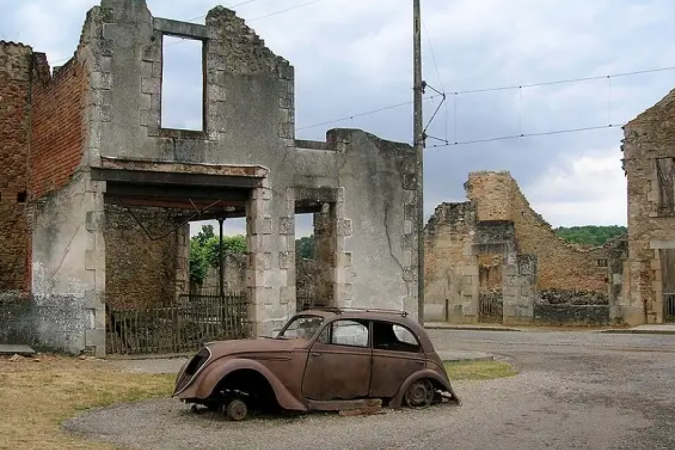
[{"xmin": 172, "ymin": 307, "xmax": 460, "ymax": 420}]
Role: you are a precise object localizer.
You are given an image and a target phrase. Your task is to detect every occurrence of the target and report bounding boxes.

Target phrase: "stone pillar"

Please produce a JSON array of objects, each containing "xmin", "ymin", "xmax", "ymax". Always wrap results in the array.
[
  {"xmin": 83, "ymin": 176, "xmax": 107, "ymax": 357},
  {"xmin": 246, "ymin": 182, "xmax": 295, "ymax": 337},
  {"xmin": 502, "ymin": 253, "xmax": 536, "ymax": 324},
  {"xmin": 313, "ymin": 202, "xmax": 336, "ymax": 307},
  {"xmin": 175, "ymin": 223, "xmax": 190, "ymax": 301},
  {"xmin": 333, "ymin": 189, "xmax": 353, "ymax": 309}
]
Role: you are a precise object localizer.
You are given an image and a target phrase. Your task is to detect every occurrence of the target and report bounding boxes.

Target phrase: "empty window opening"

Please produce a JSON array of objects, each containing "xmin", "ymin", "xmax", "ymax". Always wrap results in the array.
[
  {"xmin": 161, "ymin": 35, "xmax": 204, "ymax": 131},
  {"xmin": 188, "ymin": 216, "xmax": 247, "ymax": 297},
  {"xmin": 295, "ymin": 201, "xmax": 337, "ymax": 312},
  {"xmin": 656, "ymin": 157, "xmax": 675, "ymax": 215},
  {"xmin": 17, "ymin": 191, "xmax": 27, "ymax": 203}
]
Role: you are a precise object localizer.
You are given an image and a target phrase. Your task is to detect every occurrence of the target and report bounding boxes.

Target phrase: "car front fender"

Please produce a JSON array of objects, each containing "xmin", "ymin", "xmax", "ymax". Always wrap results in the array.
[
  {"xmin": 389, "ymin": 369, "xmax": 462, "ymax": 409},
  {"xmin": 179, "ymin": 357, "xmax": 307, "ymax": 412}
]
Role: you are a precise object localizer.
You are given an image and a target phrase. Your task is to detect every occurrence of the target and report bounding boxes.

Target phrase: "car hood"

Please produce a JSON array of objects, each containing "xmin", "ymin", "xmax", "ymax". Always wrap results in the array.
[{"xmin": 205, "ymin": 337, "xmax": 306, "ymax": 357}]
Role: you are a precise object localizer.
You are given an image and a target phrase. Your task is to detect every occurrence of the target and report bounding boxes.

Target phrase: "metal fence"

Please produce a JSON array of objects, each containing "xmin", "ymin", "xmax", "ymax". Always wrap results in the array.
[
  {"xmin": 478, "ymin": 294, "xmax": 503, "ymax": 323},
  {"xmin": 106, "ymin": 291, "xmax": 249, "ymax": 355},
  {"xmin": 664, "ymin": 293, "xmax": 675, "ymax": 322}
]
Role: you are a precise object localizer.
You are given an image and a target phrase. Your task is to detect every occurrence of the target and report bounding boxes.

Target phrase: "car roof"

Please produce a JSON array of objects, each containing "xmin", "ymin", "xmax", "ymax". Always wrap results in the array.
[{"xmin": 296, "ymin": 308, "xmax": 432, "ymax": 346}]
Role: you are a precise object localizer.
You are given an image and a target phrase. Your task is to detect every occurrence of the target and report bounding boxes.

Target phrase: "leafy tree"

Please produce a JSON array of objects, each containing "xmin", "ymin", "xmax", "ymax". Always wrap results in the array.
[
  {"xmin": 189, "ymin": 226, "xmax": 247, "ymax": 286},
  {"xmin": 296, "ymin": 235, "xmax": 315, "ymax": 260},
  {"xmin": 555, "ymin": 225, "xmax": 627, "ymax": 247}
]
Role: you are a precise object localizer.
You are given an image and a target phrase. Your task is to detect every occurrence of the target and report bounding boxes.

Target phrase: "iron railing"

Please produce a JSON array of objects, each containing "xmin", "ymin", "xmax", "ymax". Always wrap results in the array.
[
  {"xmin": 106, "ymin": 291, "xmax": 249, "ymax": 355},
  {"xmin": 664, "ymin": 293, "xmax": 675, "ymax": 322},
  {"xmin": 478, "ymin": 294, "xmax": 503, "ymax": 323}
]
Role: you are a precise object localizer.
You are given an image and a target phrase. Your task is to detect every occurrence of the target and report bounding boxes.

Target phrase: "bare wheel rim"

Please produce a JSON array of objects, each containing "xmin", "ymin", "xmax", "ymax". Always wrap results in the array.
[
  {"xmin": 226, "ymin": 399, "xmax": 248, "ymax": 421},
  {"xmin": 404, "ymin": 379, "xmax": 434, "ymax": 409}
]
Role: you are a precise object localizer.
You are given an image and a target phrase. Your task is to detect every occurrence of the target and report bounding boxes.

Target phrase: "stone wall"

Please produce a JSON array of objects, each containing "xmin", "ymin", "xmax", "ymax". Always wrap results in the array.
[
  {"xmin": 466, "ymin": 171, "xmax": 609, "ymax": 293},
  {"xmin": 199, "ymin": 253, "xmax": 248, "ymax": 294},
  {"xmin": 622, "ymin": 87, "xmax": 675, "ymax": 324},
  {"xmin": 104, "ymin": 204, "xmax": 183, "ymax": 309},
  {"xmin": 425, "ymin": 171, "xmax": 624, "ymax": 325},
  {"xmin": 0, "ymin": 42, "xmax": 32, "ymax": 293},
  {"xmin": 533, "ymin": 305, "xmax": 610, "ymax": 326}
]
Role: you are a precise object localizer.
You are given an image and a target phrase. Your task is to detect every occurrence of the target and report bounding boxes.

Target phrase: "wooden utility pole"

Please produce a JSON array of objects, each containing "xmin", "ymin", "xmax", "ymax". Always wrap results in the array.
[{"xmin": 413, "ymin": 0, "xmax": 425, "ymax": 325}]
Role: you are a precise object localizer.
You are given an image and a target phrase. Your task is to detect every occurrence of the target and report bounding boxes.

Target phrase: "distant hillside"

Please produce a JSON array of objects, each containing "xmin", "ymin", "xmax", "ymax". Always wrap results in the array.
[{"xmin": 554, "ymin": 225, "xmax": 627, "ymax": 247}]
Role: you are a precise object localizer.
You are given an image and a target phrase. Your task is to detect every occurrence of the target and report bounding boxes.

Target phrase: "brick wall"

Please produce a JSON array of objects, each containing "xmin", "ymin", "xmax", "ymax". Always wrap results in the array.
[
  {"xmin": 0, "ymin": 42, "xmax": 33, "ymax": 292},
  {"xmin": 104, "ymin": 204, "xmax": 182, "ymax": 309},
  {"xmin": 29, "ymin": 54, "xmax": 87, "ymax": 200},
  {"xmin": 466, "ymin": 171, "xmax": 609, "ymax": 293}
]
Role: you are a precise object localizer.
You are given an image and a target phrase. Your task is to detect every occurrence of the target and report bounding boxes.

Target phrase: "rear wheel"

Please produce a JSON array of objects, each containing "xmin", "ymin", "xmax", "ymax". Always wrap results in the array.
[
  {"xmin": 404, "ymin": 378, "xmax": 435, "ymax": 409},
  {"xmin": 225, "ymin": 398, "xmax": 248, "ymax": 421}
]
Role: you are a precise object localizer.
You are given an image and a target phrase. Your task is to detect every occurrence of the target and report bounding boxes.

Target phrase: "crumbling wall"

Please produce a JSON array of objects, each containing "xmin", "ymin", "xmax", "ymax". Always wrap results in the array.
[
  {"xmin": 426, "ymin": 171, "xmax": 622, "ymax": 325},
  {"xmin": 199, "ymin": 253, "xmax": 248, "ymax": 293},
  {"xmin": 103, "ymin": 204, "xmax": 182, "ymax": 309},
  {"xmin": 29, "ymin": 55, "xmax": 88, "ymax": 199},
  {"xmin": 622, "ymin": 87, "xmax": 675, "ymax": 324},
  {"xmin": 424, "ymin": 202, "xmax": 478, "ymax": 322},
  {"xmin": 466, "ymin": 171, "xmax": 610, "ymax": 298},
  {"xmin": 0, "ymin": 42, "xmax": 32, "ymax": 294}
]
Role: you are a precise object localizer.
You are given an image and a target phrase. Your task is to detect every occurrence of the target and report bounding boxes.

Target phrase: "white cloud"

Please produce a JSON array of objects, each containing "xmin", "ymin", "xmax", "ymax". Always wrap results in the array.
[{"xmin": 525, "ymin": 146, "xmax": 627, "ymax": 227}]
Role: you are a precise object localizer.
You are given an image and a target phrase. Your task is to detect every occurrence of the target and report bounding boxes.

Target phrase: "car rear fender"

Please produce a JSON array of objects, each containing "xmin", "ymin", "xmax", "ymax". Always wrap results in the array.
[
  {"xmin": 191, "ymin": 358, "xmax": 307, "ymax": 411},
  {"xmin": 389, "ymin": 369, "xmax": 461, "ymax": 409}
]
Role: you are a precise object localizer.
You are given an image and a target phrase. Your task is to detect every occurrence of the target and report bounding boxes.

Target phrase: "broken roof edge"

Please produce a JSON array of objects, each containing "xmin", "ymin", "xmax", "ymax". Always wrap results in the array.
[
  {"xmin": 99, "ymin": 156, "xmax": 270, "ymax": 178},
  {"xmin": 624, "ymin": 86, "xmax": 675, "ymax": 129}
]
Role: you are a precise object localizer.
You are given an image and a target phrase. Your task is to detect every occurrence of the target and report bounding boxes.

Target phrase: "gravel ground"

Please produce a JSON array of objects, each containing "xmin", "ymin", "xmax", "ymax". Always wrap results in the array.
[{"xmin": 64, "ymin": 330, "xmax": 675, "ymax": 450}]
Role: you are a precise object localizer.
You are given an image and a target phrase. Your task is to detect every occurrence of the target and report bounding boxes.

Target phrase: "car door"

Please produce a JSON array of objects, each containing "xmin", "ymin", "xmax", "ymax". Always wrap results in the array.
[
  {"xmin": 301, "ymin": 319, "xmax": 372, "ymax": 401},
  {"xmin": 369, "ymin": 321, "xmax": 426, "ymax": 399}
]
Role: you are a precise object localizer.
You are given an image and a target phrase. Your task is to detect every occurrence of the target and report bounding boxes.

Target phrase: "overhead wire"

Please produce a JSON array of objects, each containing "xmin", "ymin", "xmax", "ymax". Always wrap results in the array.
[{"xmin": 296, "ymin": 65, "xmax": 675, "ymax": 134}]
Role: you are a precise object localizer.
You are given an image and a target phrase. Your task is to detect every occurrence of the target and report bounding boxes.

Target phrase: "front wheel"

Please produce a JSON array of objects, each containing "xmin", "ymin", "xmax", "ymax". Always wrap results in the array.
[
  {"xmin": 225, "ymin": 398, "xmax": 248, "ymax": 421},
  {"xmin": 404, "ymin": 378, "xmax": 435, "ymax": 409}
]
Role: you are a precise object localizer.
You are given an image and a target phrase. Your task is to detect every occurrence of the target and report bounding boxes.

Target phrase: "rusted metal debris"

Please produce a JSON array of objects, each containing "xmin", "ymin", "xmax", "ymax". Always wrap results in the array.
[{"xmin": 173, "ymin": 307, "xmax": 461, "ymax": 421}]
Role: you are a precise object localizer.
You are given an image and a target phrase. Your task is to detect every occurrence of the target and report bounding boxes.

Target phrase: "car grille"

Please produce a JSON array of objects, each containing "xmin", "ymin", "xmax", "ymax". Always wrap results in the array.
[{"xmin": 175, "ymin": 347, "xmax": 211, "ymax": 394}]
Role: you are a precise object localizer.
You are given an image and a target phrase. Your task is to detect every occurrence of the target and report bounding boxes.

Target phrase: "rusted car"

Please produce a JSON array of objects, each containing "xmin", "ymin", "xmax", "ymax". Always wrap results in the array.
[{"xmin": 172, "ymin": 307, "xmax": 460, "ymax": 421}]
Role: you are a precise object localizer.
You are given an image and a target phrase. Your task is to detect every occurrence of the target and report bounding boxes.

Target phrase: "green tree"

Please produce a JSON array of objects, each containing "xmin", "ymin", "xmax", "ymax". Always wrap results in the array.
[
  {"xmin": 296, "ymin": 235, "xmax": 315, "ymax": 260},
  {"xmin": 555, "ymin": 225, "xmax": 627, "ymax": 247},
  {"xmin": 189, "ymin": 226, "xmax": 247, "ymax": 286}
]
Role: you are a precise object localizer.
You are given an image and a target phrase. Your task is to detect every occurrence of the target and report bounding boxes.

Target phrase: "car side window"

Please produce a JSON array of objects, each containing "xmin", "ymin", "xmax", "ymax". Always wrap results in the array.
[
  {"xmin": 329, "ymin": 320, "xmax": 369, "ymax": 348},
  {"xmin": 372, "ymin": 321, "xmax": 422, "ymax": 353}
]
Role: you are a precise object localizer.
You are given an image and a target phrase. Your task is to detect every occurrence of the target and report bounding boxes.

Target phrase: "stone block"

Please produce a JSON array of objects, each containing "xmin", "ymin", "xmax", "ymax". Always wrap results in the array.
[
  {"xmin": 279, "ymin": 251, "xmax": 294, "ymax": 270},
  {"xmin": 85, "ymin": 328, "xmax": 105, "ymax": 348},
  {"xmin": 280, "ymin": 286, "xmax": 294, "ymax": 305},
  {"xmin": 85, "ymin": 250, "xmax": 105, "ymax": 271},
  {"xmin": 278, "ymin": 217, "xmax": 294, "ymax": 235},
  {"xmin": 91, "ymin": 72, "xmax": 112, "ymax": 90}
]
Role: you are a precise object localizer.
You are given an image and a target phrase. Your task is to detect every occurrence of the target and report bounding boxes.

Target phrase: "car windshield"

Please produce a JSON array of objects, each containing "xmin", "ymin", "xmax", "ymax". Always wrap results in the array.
[{"xmin": 277, "ymin": 315, "xmax": 324, "ymax": 339}]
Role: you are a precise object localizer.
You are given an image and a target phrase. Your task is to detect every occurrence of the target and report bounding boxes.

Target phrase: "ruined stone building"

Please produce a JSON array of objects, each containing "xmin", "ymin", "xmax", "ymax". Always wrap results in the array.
[
  {"xmin": 0, "ymin": 0, "xmax": 420, "ymax": 356},
  {"xmin": 424, "ymin": 171, "xmax": 627, "ymax": 326},
  {"xmin": 622, "ymin": 87, "xmax": 675, "ymax": 324}
]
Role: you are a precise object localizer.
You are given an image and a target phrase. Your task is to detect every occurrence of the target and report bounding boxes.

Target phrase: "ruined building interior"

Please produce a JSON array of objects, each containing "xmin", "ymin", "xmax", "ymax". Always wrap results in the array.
[{"xmin": 0, "ymin": 0, "xmax": 420, "ymax": 356}]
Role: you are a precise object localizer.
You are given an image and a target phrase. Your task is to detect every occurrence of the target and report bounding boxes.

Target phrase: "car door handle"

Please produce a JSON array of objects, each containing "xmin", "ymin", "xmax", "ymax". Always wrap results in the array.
[
  {"xmin": 415, "ymin": 360, "xmax": 424, "ymax": 365},
  {"xmin": 310, "ymin": 352, "xmax": 322, "ymax": 358}
]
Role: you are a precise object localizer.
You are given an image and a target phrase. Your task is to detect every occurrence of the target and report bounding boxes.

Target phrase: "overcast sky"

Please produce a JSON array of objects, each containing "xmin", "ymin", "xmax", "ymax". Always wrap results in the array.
[{"xmin": 2, "ymin": 0, "xmax": 675, "ymax": 237}]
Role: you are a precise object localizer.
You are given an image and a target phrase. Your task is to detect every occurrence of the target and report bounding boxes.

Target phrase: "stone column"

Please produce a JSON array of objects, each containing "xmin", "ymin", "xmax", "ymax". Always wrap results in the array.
[{"xmin": 313, "ymin": 202, "xmax": 336, "ymax": 307}]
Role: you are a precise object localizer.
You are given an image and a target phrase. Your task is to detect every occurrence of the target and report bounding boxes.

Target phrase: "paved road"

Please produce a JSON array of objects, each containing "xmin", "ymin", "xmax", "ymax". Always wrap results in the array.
[{"xmin": 65, "ymin": 330, "xmax": 675, "ymax": 450}]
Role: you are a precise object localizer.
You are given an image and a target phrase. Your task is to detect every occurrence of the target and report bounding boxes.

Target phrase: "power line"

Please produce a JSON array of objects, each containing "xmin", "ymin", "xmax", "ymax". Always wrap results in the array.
[
  {"xmin": 429, "ymin": 124, "xmax": 624, "ymax": 148},
  {"xmin": 296, "ymin": 64, "xmax": 675, "ymax": 132},
  {"xmin": 296, "ymin": 94, "xmax": 444, "ymax": 131},
  {"xmin": 185, "ymin": 0, "xmax": 268, "ymax": 23},
  {"xmin": 167, "ymin": 0, "xmax": 328, "ymax": 47},
  {"xmin": 451, "ymin": 65, "xmax": 675, "ymax": 96}
]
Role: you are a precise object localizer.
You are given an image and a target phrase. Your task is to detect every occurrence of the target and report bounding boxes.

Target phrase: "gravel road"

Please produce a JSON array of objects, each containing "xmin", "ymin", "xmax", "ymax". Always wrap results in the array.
[{"xmin": 64, "ymin": 330, "xmax": 675, "ymax": 450}]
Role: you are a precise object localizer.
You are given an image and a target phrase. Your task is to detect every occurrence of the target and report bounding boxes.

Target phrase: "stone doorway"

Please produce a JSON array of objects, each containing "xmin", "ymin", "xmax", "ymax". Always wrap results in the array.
[{"xmin": 660, "ymin": 248, "xmax": 675, "ymax": 323}]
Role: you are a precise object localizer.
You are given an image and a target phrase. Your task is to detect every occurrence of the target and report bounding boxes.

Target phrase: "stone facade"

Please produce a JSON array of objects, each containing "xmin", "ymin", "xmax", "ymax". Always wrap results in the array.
[
  {"xmin": 424, "ymin": 171, "xmax": 627, "ymax": 325},
  {"xmin": 622, "ymin": 87, "xmax": 675, "ymax": 324},
  {"xmin": 0, "ymin": 0, "xmax": 419, "ymax": 355}
]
